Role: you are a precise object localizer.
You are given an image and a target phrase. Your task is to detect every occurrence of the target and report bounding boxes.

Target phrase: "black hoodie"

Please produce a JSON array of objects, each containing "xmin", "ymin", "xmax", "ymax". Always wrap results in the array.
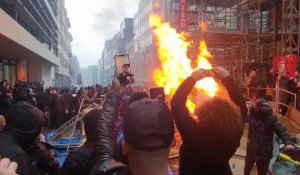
[{"xmin": 0, "ymin": 102, "xmax": 45, "ymax": 175}]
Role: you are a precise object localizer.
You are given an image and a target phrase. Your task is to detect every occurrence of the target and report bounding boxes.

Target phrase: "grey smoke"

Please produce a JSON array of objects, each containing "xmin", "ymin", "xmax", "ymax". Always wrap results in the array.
[{"xmin": 93, "ymin": 0, "xmax": 139, "ymax": 39}]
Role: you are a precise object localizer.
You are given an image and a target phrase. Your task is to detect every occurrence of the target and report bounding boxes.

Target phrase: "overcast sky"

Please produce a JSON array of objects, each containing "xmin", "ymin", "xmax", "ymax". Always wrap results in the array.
[{"xmin": 65, "ymin": 0, "xmax": 140, "ymax": 68}]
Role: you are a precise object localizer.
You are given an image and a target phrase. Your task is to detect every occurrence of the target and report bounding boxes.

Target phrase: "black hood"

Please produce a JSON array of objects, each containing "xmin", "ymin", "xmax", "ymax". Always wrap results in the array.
[
  {"xmin": 249, "ymin": 98, "xmax": 273, "ymax": 117},
  {"xmin": 4, "ymin": 101, "xmax": 45, "ymax": 148}
]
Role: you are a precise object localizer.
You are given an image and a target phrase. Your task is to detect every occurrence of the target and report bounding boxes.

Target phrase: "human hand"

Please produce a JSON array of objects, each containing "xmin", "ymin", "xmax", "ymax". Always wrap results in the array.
[
  {"xmin": 112, "ymin": 78, "xmax": 126, "ymax": 96},
  {"xmin": 0, "ymin": 116, "xmax": 5, "ymax": 131},
  {"xmin": 285, "ymin": 144, "xmax": 295, "ymax": 150},
  {"xmin": 0, "ymin": 158, "xmax": 18, "ymax": 175},
  {"xmin": 190, "ymin": 68, "xmax": 208, "ymax": 81},
  {"xmin": 213, "ymin": 66, "xmax": 230, "ymax": 79}
]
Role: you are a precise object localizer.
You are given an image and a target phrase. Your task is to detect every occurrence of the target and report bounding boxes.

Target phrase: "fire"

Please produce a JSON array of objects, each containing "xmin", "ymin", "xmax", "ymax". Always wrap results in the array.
[
  {"xmin": 150, "ymin": 14, "xmax": 218, "ymax": 113},
  {"xmin": 199, "ymin": 21, "xmax": 208, "ymax": 32},
  {"xmin": 195, "ymin": 41, "xmax": 218, "ymax": 97}
]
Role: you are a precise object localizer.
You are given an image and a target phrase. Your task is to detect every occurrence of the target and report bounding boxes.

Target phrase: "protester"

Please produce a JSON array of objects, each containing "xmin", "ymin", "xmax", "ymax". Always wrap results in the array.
[
  {"xmin": 244, "ymin": 98, "xmax": 295, "ymax": 175},
  {"xmin": 115, "ymin": 92, "xmax": 150, "ymax": 164},
  {"xmin": 118, "ymin": 64, "xmax": 134, "ymax": 86},
  {"xmin": 0, "ymin": 81, "xmax": 13, "ymax": 116},
  {"xmin": 27, "ymin": 121, "xmax": 60, "ymax": 175},
  {"xmin": 60, "ymin": 109, "xmax": 100, "ymax": 175},
  {"xmin": 49, "ymin": 88, "xmax": 62, "ymax": 129},
  {"xmin": 28, "ymin": 139, "xmax": 60, "ymax": 175},
  {"xmin": 245, "ymin": 70, "xmax": 264, "ymax": 99},
  {"xmin": 279, "ymin": 71, "xmax": 290, "ymax": 115},
  {"xmin": 266, "ymin": 68, "xmax": 278, "ymax": 101},
  {"xmin": 115, "ymin": 92, "xmax": 174, "ymax": 175},
  {"xmin": 171, "ymin": 66, "xmax": 246, "ymax": 175},
  {"xmin": 60, "ymin": 88, "xmax": 74, "ymax": 123},
  {"xmin": 288, "ymin": 71, "xmax": 300, "ymax": 106},
  {"xmin": 36, "ymin": 89, "xmax": 51, "ymax": 112},
  {"xmin": 0, "ymin": 158, "xmax": 18, "ymax": 175},
  {"xmin": 90, "ymin": 77, "xmax": 174, "ymax": 175},
  {"xmin": 0, "ymin": 102, "xmax": 45, "ymax": 175},
  {"xmin": 289, "ymin": 71, "xmax": 300, "ymax": 93}
]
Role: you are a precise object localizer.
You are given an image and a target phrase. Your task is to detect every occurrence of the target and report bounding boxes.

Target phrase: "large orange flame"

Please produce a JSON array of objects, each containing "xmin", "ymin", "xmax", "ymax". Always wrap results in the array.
[{"xmin": 150, "ymin": 14, "xmax": 218, "ymax": 113}]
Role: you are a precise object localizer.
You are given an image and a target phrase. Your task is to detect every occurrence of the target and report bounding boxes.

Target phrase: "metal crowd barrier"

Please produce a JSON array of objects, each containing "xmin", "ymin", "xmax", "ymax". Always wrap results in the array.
[{"xmin": 242, "ymin": 85, "xmax": 297, "ymax": 115}]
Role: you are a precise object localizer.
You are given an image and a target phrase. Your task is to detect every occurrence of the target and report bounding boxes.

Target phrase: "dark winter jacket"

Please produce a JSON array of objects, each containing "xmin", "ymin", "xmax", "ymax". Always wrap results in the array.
[
  {"xmin": 60, "ymin": 93, "xmax": 74, "ymax": 112},
  {"xmin": 61, "ymin": 108, "xmax": 100, "ymax": 175},
  {"xmin": 0, "ymin": 94, "xmax": 12, "ymax": 116},
  {"xmin": 60, "ymin": 143, "xmax": 97, "ymax": 175},
  {"xmin": 0, "ymin": 102, "xmax": 45, "ymax": 175},
  {"xmin": 90, "ymin": 92, "xmax": 129, "ymax": 175},
  {"xmin": 49, "ymin": 95, "xmax": 62, "ymax": 128},
  {"xmin": 247, "ymin": 108, "xmax": 294, "ymax": 155},
  {"xmin": 171, "ymin": 76, "xmax": 247, "ymax": 175},
  {"xmin": 28, "ymin": 140, "xmax": 60, "ymax": 175},
  {"xmin": 94, "ymin": 92, "xmax": 121, "ymax": 163},
  {"xmin": 0, "ymin": 132, "xmax": 35, "ymax": 175},
  {"xmin": 36, "ymin": 92, "xmax": 51, "ymax": 112}
]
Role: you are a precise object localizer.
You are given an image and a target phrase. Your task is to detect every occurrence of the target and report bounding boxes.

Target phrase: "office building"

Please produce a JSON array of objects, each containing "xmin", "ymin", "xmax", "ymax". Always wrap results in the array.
[
  {"xmin": 98, "ymin": 18, "xmax": 133, "ymax": 86},
  {"xmin": 0, "ymin": 0, "xmax": 72, "ymax": 87}
]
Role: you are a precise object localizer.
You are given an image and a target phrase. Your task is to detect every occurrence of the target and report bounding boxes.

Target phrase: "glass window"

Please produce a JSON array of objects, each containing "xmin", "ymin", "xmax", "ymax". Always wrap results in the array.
[
  {"xmin": 4, "ymin": 64, "xmax": 10, "ymax": 82},
  {"xmin": 0, "ymin": 63, "xmax": 3, "ymax": 81},
  {"xmin": 11, "ymin": 65, "xmax": 16, "ymax": 85}
]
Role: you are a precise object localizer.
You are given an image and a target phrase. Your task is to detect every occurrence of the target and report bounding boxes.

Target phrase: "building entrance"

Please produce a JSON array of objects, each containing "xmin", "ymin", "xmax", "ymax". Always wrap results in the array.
[{"xmin": 0, "ymin": 59, "xmax": 17, "ymax": 85}]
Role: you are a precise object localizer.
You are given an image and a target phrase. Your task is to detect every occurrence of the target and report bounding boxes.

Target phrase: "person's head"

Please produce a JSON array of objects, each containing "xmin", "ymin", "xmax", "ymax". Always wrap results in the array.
[
  {"xmin": 195, "ymin": 98, "xmax": 243, "ymax": 150},
  {"xmin": 128, "ymin": 92, "xmax": 149, "ymax": 105},
  {"xmin": 3, "ymin": 102, "xmax": 45, "ymax": 148},
  {"xmin": 121, "ymin": 92, "xmax": 150, "ymax": 117},
  {"xmin": 250, "ymin": 70, "xmax": 256, "ymax": 78},
  {"xmin": 123, "ymin": 98, "xmax": 174, "ymax": 175},
  {"xmin": 50, "ymin": 88, "xmax": 57, "ymax": 95},
  {"xmin": 294, "ymin": 71, "xmax": 299, "ymax": 78},
  {"xmin": 122, "ymin": 64, "xmax": 130, "ymax": 74},
  {"xmin": 251, "ymin": 98, "xmax": 272, "ymax": 116},
  {"xmin": 13, "ymin": 90, "xmax": 28, "ymax": 102},
  {"xmin": 84, "ymin": 109, "xmax": 100, "ymax": 143}
]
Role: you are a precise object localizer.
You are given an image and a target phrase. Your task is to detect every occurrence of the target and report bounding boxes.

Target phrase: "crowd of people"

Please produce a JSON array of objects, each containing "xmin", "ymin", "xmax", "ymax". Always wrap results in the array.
[
  {"xmin": 0, "ymin": 66, "xmax": 297, "ymax": 175},
  {"xmin": 0, "ymin": 80, "xmax": 106, "ymax": 129},
  {"xmin": 245, "ymin": 69, "xmax": 300, "ymax": 114}
]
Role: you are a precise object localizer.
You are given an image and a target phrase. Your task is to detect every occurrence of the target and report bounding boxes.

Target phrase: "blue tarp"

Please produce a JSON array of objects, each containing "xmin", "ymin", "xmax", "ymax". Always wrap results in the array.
[{"xmin": 270, "ymin": 136, "xmax": 298, "ymax": 175}]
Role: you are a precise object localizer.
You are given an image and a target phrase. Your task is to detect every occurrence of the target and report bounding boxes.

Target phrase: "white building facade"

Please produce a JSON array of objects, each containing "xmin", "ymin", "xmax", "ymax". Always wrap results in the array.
[{"xmin": 0, "ymin": 0, "xmax": 72, "ymax": 87}]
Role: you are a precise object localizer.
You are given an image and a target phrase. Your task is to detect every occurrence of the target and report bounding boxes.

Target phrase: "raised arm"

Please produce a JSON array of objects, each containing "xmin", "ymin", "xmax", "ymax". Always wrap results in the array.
[
  {"xmin": 90, "ymin": 78, "xmax": 126, "ymax": 175},
  {"xmin": 214, "ymin": 67, "xmax": 248, "ymax": 123},
  {"xmin": 94, "ymin": 92, "xmax": 121, "ymax": 162},
  {"xmin": 171, "ymin": 69, "xmax": 207, "ymax": 144}
]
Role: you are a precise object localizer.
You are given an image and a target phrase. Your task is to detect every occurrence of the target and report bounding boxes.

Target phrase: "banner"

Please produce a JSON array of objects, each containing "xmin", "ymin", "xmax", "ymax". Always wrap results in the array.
[{"xmin": 179, "ymin": 0, "xmax": 187, "ymax": 31}]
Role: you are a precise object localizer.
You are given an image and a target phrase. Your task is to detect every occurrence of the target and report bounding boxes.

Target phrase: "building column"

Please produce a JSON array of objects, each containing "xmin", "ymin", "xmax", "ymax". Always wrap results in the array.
[{"xmin": 17, "ymin": 58, "xmax": 27, "ymax": 81}]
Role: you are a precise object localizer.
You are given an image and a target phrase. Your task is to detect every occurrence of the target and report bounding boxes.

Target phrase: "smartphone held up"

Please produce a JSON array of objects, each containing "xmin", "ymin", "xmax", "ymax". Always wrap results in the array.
[
  {"xmin": 150, "ymin": 87, "xmax": 166, "ymax": 101},
  {"xmin": 114, "ymin": 54, "xmax": 134, "ymax": 86}
]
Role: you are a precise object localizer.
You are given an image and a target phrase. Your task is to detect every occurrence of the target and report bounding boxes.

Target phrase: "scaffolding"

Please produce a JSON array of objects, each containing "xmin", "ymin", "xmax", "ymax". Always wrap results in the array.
[
  {"xmin": 172, "ymin": 0, "xmax": 300, "ymax": 82},
  {"xmin": 281, "ymin": 0, "xmax": 300, "ymax": 57}
]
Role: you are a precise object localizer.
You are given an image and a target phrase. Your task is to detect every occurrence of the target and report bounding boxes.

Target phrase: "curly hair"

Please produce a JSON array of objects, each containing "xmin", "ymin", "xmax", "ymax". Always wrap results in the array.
[{"xmin": 196, "ymin": 98, "xmax": 243, "ymax": 148}]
